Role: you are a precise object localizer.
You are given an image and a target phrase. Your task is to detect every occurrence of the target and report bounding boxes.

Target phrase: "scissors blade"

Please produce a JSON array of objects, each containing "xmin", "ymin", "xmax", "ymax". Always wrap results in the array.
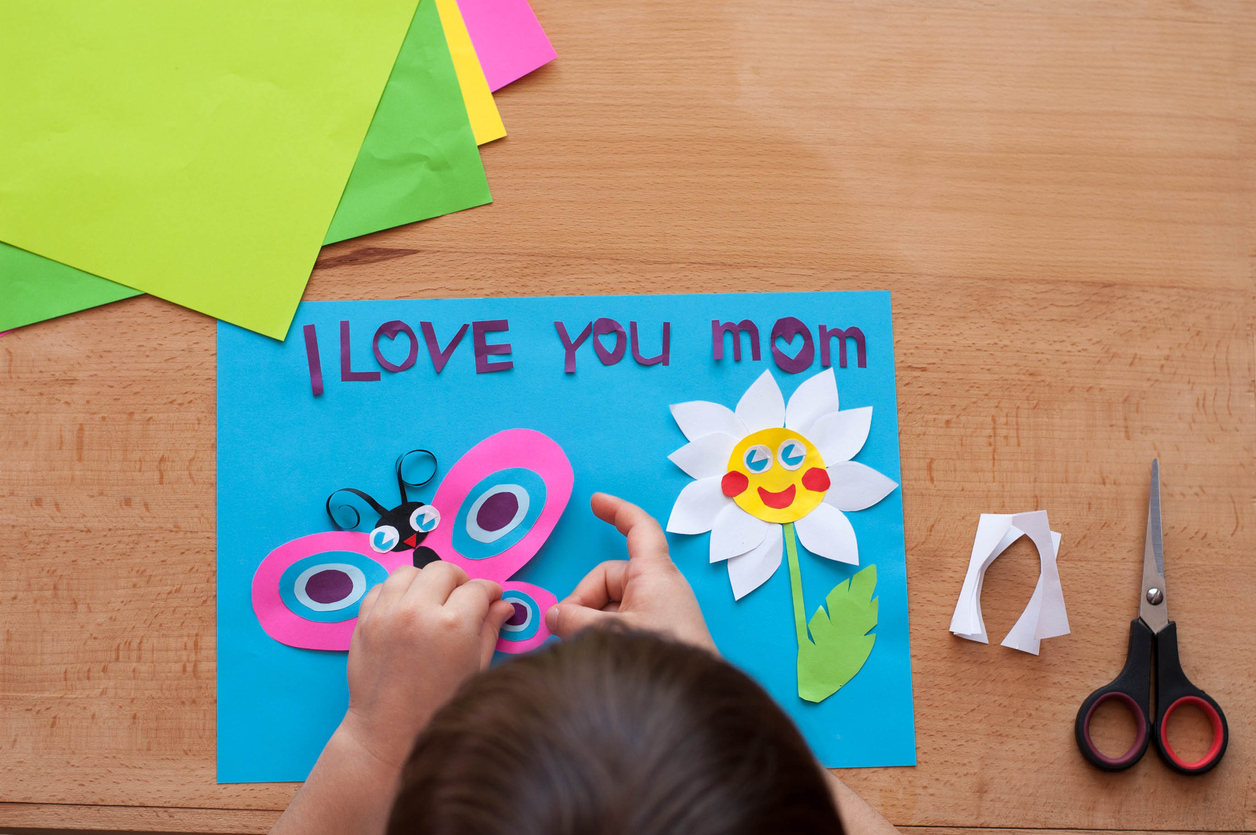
[{"xmin": 1139, "ymin": 459, "xmax": 1169, "ymax": 633}]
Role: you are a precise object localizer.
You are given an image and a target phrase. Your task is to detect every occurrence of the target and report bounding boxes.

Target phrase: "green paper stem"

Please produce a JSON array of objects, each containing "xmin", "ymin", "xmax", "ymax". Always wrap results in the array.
[{"xmin": 783, "ymin": 521, "xmax": 810, "ymax": 649}]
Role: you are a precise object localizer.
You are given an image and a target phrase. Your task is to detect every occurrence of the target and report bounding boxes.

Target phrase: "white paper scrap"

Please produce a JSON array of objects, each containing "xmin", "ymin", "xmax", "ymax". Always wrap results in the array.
[{"xmin": 948, "ymin": 511, "xmax": 1069, "ymax": 655}]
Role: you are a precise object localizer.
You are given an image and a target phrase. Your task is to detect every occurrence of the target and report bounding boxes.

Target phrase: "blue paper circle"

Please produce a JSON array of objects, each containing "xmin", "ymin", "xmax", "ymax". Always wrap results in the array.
[
  {"xmin": 451, "ymin": 467, "xmax": 547, "ymax": 560},
  {"xmin": 498, "ymin": 589, "xmax": 541, "ymax": 642},
  {"xmin": 279, "ymin": 551, "xmax": 389, "ymax": 623}
]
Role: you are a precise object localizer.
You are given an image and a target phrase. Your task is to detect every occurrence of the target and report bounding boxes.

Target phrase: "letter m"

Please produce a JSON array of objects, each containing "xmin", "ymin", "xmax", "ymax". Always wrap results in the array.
[
  {"xmin": 712, "ymin": 320, "xmax": 761, "ymax": 362},
  {"xmin": 819, "ymin": 326, "xmax": 867, "ymax": 368}
]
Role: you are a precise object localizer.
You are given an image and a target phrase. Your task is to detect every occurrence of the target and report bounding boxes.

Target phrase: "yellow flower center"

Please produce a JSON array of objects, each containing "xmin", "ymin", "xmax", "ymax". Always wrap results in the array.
[{"xmin": 723, "ymin": 427, "xmax": 829, "ymax": 524}]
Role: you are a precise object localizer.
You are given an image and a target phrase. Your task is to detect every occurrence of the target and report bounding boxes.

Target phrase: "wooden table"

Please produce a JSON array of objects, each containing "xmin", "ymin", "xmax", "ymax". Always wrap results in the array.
[{"xmin": 2, "ymin": 0, "xmax": 1253, "ymax": 831}]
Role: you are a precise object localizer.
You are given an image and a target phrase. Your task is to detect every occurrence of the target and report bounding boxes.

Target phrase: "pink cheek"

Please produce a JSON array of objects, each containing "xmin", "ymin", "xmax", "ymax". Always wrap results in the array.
[
  {"xmin": 722, "ymin": 471, "xmax": 749, "ymax": 497},
  {"xmin": 802, "ymin": 467, "xmax": 830, "ymax": 492}
]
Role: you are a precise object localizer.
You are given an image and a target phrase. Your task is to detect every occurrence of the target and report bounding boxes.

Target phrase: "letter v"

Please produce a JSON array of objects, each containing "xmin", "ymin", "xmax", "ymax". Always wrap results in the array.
[{"xmin": 420, "ymin": 322, "xmax": 469, "ymax": 373}]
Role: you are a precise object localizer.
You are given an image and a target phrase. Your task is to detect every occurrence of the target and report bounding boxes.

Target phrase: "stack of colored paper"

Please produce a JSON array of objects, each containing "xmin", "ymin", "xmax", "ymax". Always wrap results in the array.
[{"xmin": 0, "ymin": 0, "xmax": 555, "ymax": 339}]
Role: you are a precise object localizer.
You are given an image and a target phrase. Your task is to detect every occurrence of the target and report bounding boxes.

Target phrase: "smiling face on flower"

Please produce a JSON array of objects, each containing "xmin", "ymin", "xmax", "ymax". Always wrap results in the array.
[{"xmin": 722, "ymin": 428, "xmax": 831, "ymax": 524}]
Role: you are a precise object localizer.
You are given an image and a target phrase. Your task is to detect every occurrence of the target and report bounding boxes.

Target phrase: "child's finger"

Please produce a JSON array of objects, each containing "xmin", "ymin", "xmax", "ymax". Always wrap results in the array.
[
  {"xmin": 479, "ymin": 599, "xmax": 515, "ymax": 667},
  {"xmin": 590, "ymin": 492, "xmax": 631, "ymax": 530},
  {"xmin": 445, "ymin": 577, "xmax": 502, "ymax": 625},
  {"xmin": 546, "ymin": 601, "xmax": 615, "ymax": 639},
  {"xmin": 375, "ymin": 564, "xmax": 420, "ymax": 609},
  {"xmin": 357, "ymin": 583, "xmax": 383, "ymax": 622},
  {"xmin": 403, "ymin": 560, "xmax": 469, "ymax": 607},
  {"xmin": 564, "ymin": 560, "xmax": 628, "ymax": 610},
  {"xmin": 592, "ymin": 493, "xmax": 671, "ymax": 567}
]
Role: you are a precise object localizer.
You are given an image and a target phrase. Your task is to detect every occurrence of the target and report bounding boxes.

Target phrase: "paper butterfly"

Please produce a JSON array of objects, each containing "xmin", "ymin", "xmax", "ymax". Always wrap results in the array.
[{"xmin": 252, "ymin": 428, "xmax": 573, "ymax": 653}]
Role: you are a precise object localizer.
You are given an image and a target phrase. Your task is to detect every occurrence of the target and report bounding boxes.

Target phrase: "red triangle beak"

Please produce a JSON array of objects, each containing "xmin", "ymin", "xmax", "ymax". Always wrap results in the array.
[{"xmin": 403, "ymin": 534, "xmax": 417, "ymax": 547}]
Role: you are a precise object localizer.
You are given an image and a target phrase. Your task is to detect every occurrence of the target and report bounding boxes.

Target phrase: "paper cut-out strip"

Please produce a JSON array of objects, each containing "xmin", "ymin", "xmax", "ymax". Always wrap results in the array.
[{"xmin": 948, "ymin": 511, "xmax": 1069, "ymax": 655}]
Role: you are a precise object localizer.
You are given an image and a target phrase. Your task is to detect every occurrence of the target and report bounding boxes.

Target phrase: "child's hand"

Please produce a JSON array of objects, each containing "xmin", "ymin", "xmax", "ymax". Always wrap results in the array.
[
  {"xmin": 340, "ymin": 562, "xmax": 515, "ymax": 770},
  {"xmin": 545, "ymin": 493, "xmax": 717, "ymax": 653}
]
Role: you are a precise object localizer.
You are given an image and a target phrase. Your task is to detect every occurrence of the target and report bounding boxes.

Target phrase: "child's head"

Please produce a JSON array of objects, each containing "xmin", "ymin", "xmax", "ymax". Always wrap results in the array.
[{"xmin": 386, "ymin": 627, "xmax": 843, "ymax": 835}]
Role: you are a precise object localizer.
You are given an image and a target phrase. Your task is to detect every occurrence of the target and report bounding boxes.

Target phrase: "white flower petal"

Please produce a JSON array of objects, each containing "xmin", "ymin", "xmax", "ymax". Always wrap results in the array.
[
  {"xmin": 734, "ymin": 370, "xmax": 786, "ymax": 433},
  {"xmin": 666, "ymin": 477, "xmax": 733, "ymax": 534},
  {"xmin": 784, "ymin": 368, "xmax": 839, "ymax": 435},
  {"xmin": 823, "ymin": 461, "xmax": 898, "ymax": 512},
  {"xmin": 668, "ymin": 433, "xmax": 737, "ymax": 480},
  {"xmin": 727, "ymin": 524, "xmax": 783, "ymax": 600},
  {"xmin": 709, "ymin": 504, "xmax": 771, "ymax": 562},
  {"xmin": 670, "ymin": 400, "xmax": 748, "ymax": 442},
  {"xmin": 809, "ymin": 407, "xmax": 873, "ymax": 464},
  {"xmin": 794, "ymin": 504, "xmax": 859, "ymax": 565}
]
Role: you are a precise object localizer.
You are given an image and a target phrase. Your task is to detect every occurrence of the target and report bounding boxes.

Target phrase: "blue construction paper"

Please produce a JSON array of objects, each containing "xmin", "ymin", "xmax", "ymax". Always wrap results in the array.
[{"xmin": 217, "ymin": 291, "xmax": 915, "ymax": 782}]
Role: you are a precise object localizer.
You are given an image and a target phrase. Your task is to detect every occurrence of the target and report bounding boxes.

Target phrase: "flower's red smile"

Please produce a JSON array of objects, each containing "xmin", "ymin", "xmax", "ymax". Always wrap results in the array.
[{"xmin": 758, "ymin": 484, "xmax": 796, "ymax": 509}]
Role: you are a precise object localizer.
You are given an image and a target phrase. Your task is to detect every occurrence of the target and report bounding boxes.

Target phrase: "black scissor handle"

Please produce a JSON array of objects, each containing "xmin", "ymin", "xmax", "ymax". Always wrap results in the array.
[
  {"xmin": 1151, "ymin": 621, "xmax": 1228, "ymax": 775},
  {"xmin": 1075, "ymin": 619, "xmax": 1154, "ymax": 770}
]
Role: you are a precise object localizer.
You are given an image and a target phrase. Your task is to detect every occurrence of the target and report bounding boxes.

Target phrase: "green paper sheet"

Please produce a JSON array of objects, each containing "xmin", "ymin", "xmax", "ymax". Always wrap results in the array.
[
  {"xmin": 0, "ymin": 0, "xmax": 442, "ymax": 339},
  {"xmin": 324, "ymin": 0, "xmax": 490, "ymax": 244},
  {"xmin": 0, "ymin": 242, "xmax": 142, "ymax": 331}
]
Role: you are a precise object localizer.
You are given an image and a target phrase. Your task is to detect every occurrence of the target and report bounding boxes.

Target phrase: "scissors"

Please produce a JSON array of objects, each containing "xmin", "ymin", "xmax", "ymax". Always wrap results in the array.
[{"xmin": 1074, "ymin": 460, "xmax": 1228, "ymax": 775}]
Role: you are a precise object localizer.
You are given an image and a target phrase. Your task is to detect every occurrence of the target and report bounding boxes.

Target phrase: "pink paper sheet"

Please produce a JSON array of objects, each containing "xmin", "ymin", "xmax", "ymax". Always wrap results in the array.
[{"xmin": 456, "ymin": 0, "xmax": 556, "ymax": 91}]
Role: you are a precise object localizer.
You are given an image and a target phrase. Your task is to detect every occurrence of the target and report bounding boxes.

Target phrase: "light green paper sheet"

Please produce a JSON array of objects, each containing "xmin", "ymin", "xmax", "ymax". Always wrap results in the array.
[
  {"xmin": 0, "ymin": 0, "xmax": 425, "ymax": 339},
  {"xmin": 0, "ymin": 0, "xmax": 489, "ymax": 335}
]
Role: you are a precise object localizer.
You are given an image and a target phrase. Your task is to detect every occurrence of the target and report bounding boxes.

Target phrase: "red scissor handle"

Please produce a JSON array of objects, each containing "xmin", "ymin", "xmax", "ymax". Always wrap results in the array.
[{"xmin": 1151, "ymin": 623, "xmax": 1228, "ymax": 775}]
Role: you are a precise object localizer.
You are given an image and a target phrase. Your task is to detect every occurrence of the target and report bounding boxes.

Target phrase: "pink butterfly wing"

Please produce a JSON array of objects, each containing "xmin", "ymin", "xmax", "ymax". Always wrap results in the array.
[
  {"xmin": 425, "ymin": 429, "xmax": 573, "ymax": 585},
  {"xmin": 424, "ymin": 429, "xmax": 572, "ymax": 653},
  {"xmin": 252, "ymin": 531, "xmax": 409, "ymax": 651}
]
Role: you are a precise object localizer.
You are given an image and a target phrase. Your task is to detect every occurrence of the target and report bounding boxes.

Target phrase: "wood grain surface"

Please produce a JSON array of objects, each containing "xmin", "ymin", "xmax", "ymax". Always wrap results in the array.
[{"xmin": 2, "ymin": 0, "xmax": 1253, "ymax": 831}]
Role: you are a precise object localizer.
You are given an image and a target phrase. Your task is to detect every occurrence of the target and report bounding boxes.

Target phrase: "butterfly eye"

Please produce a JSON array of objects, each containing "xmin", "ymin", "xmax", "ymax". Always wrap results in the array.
[
  {"xmin": 777, "ymin": 439, "xmax": 807, "ymax": 471},
  {"xmin": 409, "ymin": 505, "xmax": 441, "ymax": 533},
  {"xmin": 498, "ymin": 590, "xmax": 540, "ymax": 641},
  {"xmin": 369, "ymin": 525, "xmax": 400, "ymax": 553},
  {"xmin": 743, "ymin": 444, "xmax": 773, "ymax": 474}
]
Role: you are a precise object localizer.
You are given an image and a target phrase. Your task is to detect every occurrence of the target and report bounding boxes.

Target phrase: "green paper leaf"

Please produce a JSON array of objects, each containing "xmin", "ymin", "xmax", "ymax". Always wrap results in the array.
[{"xmin": 797, "ymin": 564, "xmax": 878, "ymax": 703}]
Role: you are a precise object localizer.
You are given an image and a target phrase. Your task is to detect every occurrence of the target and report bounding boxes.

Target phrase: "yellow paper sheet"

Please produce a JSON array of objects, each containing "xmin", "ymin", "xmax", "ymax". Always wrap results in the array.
[
  {"xmin": 0, "ymin": 0, "xmax": 422, "ymax": 340},
  {"xmin": 435, "ymin": 0, "xmax": 507, "ymax": 144}
]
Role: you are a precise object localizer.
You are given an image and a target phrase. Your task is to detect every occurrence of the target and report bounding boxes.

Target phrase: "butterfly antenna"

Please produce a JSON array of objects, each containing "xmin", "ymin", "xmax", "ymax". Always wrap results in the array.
[
  {"xmin": 326, "ymin": 488, "xmax": 388, "ymax": 530},
  {"xmin": 395, "ymin": 449, "xmax": 438, "ymax": 504}
]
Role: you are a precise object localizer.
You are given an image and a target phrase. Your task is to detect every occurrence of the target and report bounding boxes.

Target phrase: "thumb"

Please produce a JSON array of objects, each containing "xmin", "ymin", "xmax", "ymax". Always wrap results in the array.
[
  {"xmin": 479, "ymin": 599, "xmax": 516, "ymax": 669},
  {"xmin": 546, "ymin": 601, "xmax": 615, "ymax": 639}
]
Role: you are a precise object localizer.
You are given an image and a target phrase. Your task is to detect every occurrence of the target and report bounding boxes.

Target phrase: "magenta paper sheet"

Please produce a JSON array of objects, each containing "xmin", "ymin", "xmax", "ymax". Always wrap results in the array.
[{"xmin": 457, "ymin": 0, "xmax": 556, "ymax": 90}]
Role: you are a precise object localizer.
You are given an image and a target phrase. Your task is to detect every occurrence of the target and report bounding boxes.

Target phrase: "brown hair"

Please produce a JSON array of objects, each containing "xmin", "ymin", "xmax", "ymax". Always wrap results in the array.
[{"xmin": 387, "ymin": 628, "xmax": 843, "ymax": 835}]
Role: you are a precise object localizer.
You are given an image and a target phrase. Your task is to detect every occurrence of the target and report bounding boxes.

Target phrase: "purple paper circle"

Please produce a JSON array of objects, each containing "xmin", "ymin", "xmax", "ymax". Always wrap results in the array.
[
  {"xmin": 507, "ymin": 601, "xmax": 529, "ymax": 626},
  {"xmin": 305, "ymin": 569, "xmax": 354, "ymax": 604},
  {"xmin": 478, "ymin": 491, "xmax": 520, "ymax": 532}
]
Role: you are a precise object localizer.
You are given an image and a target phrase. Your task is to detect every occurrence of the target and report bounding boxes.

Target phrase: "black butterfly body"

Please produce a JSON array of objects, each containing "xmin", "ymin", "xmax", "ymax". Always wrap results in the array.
[{"xmin": 326, "ymin": 450, "xmax": 443, "ymax": 568}]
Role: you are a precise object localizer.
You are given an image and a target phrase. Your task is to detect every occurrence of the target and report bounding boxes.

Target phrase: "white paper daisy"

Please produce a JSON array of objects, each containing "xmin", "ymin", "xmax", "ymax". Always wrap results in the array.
[{"xmin": 665, "ymin": 368, "xmax": 898, "ymax": 703}]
